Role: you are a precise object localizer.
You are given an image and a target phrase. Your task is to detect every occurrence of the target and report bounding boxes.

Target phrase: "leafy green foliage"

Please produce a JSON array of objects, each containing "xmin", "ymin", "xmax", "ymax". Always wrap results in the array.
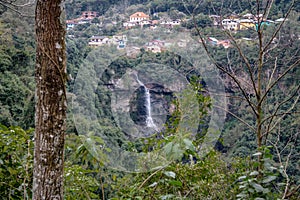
[
  {"xmin": 0, "ymin": 16, "xmax": 35, "ymax": 129},
  {"xmin": 114, "ymin": 151, "xmax": 249, "ymax": 199},
  {"xmin": 0, "ymin": 71, "xmax": 34, "ymax": 128},
  {"xmin": 0, "ymin": 125, "xmax": 34, "ymax": 199},
  {"xmin": 64, "ymin": 163, "xmax": 100, "ymax": 200},
  {"xmin": 236, "ymin": 147, "xmax": 281, "ymax": 200},
  {"xmin": 235, "ymin": 146, "xmax": 299, "ymax": 200}
]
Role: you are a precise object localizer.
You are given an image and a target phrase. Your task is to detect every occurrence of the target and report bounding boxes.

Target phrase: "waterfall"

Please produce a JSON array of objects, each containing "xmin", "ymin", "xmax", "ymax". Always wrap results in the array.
[{"xmin": 136, "ymin": 75, "xmax": 158, "ymax": 131}]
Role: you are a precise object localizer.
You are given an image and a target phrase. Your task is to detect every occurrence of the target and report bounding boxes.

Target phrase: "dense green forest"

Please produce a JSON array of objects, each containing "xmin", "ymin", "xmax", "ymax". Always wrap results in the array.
[{"xmin": 0, "ymin": 0, "xmax": 299, "ymax": 199}]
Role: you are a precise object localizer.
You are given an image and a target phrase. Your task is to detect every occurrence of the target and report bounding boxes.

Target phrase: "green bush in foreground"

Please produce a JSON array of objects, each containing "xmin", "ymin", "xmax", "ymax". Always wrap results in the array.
[{"xmin": 0, "ymin": 125, "xmax": 33, "ymax": 199}]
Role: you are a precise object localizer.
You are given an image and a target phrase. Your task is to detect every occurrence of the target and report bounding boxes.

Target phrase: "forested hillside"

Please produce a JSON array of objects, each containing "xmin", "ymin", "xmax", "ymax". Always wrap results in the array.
[
  {"xmin": 0, "ymin": 0, "xmax": 299, "ymax": 199},
  {"xmin": 0, "ymin": 8, "xmax": 35, "ymax": 128}
]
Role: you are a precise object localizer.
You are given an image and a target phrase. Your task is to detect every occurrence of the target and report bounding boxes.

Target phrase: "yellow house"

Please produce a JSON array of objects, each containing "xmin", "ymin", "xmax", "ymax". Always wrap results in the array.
[{"xmin": 239, "ymin": 19, "xmax": 256, "ymax": 30}]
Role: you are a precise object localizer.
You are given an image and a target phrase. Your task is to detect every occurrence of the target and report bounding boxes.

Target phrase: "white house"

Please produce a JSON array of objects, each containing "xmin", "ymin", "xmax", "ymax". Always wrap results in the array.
[
  {"xmin": 145, "ymin": 40, "xmax": 165, "ymax": 53},
  {"xmin": 123, "ymin": 22, "xmax": 136, "ymax": 28},
  {"xmin": 221, "ymin": 19, "xmax": 239, "ymax": 31},
  {"xmin": 88, "ymin": 36, "xmax": 110, "ymax": 47},
  {"xmin": 129, "ymin": 12, "xmax": 150, "ymax": 23}
]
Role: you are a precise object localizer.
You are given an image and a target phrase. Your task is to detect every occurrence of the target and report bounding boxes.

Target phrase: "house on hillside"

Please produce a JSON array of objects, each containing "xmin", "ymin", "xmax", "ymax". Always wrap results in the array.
[
  {"xmin": 112, "ymin": 35, "xmax": 127, "ymax": 49},
  {"xmin": 129, "ymin": 12, "xmax": 150, "ymax": 23},
  {"xmin": 123, "ymin": 12, "xmax": 150, "ymax": 28},
  {"xmin": 123, "ymin": 21, "xmax": 136, "ymax": 29},
  {"xmin": 141, "ymin": 20, "xmax": 151, "ymax": 26},
  {"xmin": 66, "ymin": 20, "xmax": 77, "ymax": 30},
  {"xmin": 242, "ymin": 13, "xmax": 265, "ymax": 21},
  {"xmin": 208, "ymin": 37, "xmax": 219, "ymax": 45},
  {"xmin": 88, "ymin": 36, "xmax": 110, "ymax": 47},
  {"xmin": 145, "ymin": 40, "xmax": 165, "ymax": 53},
  {"xmin": 89, "ymin": 35, "xmax": 127, "ymax": 49},
  {"xmin": 146, "ymin": 40, "xmax": 165, "ymax": 47},
  {"xmin": 146, "ymin": 45, "xmax": 163, "ymax": 53},
  {"xmin": 218, "ymin": 40, "xmax": 231, "ymax": 48},
  {"xmin": 113, "ymin": 35, "xmax": 127, "ymax": 42},
  {"xmin": 275, "ymin": 18, "xmax": 287, "ymax": 23},
  {"xmin": 239, "ymin": 19, "xmax": 255, "ymax": 30},
  {"xmin": 161, "ymin": 19, "xmax": 181, "ymax": 25},
  {"xmin": 221, "ymin": 19, "xmax": 239, "ymax": 31},
  {"xmin": 243, "ymin": 13, "xmax": 255, "ymax": 20},
  {"xmin": 66, "ymin": 11, "xmax": 99, "ymax": 28}
]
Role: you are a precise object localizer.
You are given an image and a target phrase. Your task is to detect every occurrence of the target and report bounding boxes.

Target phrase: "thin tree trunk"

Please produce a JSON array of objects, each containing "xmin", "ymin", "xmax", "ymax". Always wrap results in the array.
[{"xmin": 33, "ymin": 1, "xmax": 66, "ymax": 199}]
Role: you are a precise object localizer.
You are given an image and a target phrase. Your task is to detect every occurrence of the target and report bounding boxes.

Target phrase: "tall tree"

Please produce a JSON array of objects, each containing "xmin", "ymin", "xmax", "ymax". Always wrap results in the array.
[
  {"xmin": 184, "ymin": 0, "xmax": 300, "ymax": 198},
  {"xmin": 33, "ymin": 0, "xmax": 67, "ymax": 199}
]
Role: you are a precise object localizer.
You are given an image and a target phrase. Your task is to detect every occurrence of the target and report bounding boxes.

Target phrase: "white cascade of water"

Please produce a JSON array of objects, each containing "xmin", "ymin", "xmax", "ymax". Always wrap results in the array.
[{"xmin": 136, "ymin": 75, "xmax": 157, "ymax": 130}]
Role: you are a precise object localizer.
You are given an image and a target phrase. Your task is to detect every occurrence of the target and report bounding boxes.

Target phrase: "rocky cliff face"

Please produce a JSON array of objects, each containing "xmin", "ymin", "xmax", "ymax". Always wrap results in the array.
[{"xmin": 129, "ymin": 83, "xmax": 174, "ymax": 129}]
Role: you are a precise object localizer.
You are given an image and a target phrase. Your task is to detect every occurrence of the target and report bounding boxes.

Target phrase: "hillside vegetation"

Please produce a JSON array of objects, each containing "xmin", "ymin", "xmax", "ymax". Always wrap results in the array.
[{"xmin": 0, "ymin": 0, "xmax": 299, "ymax": 199}]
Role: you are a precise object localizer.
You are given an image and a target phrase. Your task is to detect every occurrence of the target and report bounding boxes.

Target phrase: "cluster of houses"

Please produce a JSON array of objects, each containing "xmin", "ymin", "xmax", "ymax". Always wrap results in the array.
[
  {"xmin": 88, "ymin": 36, "xmax": 164, "ymax": 52},
  {"xmin": 123, "ymin": 12, "xmax": 181, "ymax": 29},
  {"xmin": 66, "ymin": 11, "xmax": 182, "ymax": 31},
  {"xmin": 66, "ymin": 11, "xmax": 99, "ymax": 29},
  {"xmin": 68, "ymin": 11, "xmax": 288, "ymax": 53},
  {"xmin": 210, "ymin": 13, "xmax": 285, "ymax": 31},
  {"xmin": 84, "ymin": 11, "xmax": 184, "ymax": 51},
  {"xmin": 66, "ymin": 10, "xmax": 286, "ymax": 33},
  {"xmin": 88, "ymin": 35, "xmax": 127, "ymax": 49},
  {"xmin": 88, "ymin": 34, "xmax": 190, "ymax": 56}
]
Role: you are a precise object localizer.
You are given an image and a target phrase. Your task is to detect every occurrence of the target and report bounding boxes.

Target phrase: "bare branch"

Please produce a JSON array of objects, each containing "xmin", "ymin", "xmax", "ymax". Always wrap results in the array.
[
  {"xmin": 267, "ymin": 131, "xmax": 299, "ymax": 199},
  {"xmin": 214, "ymin": 104, "xmax": 256, "ymax": 132},
  {"xmin": 285, "ymin": 184, "xmax": 300, "ymax": 198},
  {"xmin": 262, "ymin": 0, "xmax": 295, "ymax": 53},
  {"xmin": 262, "ymin": 0, "xmax": 275, "ymax": 20},
  {"xmin": 262, "ymin": 83, "xmax": 300, "ymax": 127},
  {"xmin": 260, "ymin": 57, "xmax": 300, "ymax": 104},
  {"xmin": 266, "ymin": 93, "xmax": 300, "ymax": 135},
  {"xmin": 266, "ymin": 57, "xmax": 278, "ymax": 89},
  {"xmin": 223, "ymin": 29, "xmax": 259, "ymax": 99},
  {"xmin": 138, "ymin": 166, "xmax": 165, "ymax": 190}
]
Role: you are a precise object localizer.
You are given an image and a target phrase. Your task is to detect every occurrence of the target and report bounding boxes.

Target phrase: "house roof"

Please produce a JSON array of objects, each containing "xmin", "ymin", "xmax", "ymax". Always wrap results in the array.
[
  {"xmin": 66, "ymin": 20, "xmax": 78, "ymax": 24},
  {"xmin": 275, "ymin": 18, "xmax": 287, "ymax": 22},
  {"xmin": 240, "ymin": 19, "xmax": 254, "ymax": 23},
  {"xmin": 208, "ymin": 37, "xmax": 218, "ymax": 43},
  {"xmin": 209, "ymin": 15, "xmax": 220, "ymax": 17},
  {"xmin": 130, "ymin": 12, "xmax": 149, "ymax": 18},
  {"xmin": 90, "ymin": 36, "xmax": 107, "ymax": 40}
]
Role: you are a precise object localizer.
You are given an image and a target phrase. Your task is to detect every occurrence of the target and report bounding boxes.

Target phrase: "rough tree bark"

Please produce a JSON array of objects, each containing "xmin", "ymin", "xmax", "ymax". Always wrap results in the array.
[{"xmin": 33, "ymin": 0, "xmax": 66, "ymax": 199}]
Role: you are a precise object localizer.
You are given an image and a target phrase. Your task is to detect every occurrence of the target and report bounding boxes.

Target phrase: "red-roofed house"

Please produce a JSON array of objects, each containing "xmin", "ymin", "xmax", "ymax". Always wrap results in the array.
[
  {"xmin": 66, "ymin": 11, "xmax": 99, "ymax": 28},
  {"xmin": 129, "ymin": 12, "xmax": 150, "ymax": 23}
]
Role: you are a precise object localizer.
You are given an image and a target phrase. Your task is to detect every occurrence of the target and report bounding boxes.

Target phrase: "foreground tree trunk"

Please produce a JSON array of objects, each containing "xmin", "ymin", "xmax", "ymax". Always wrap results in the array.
[{"xmin": 33, "ymin": 1, "xmax": 66, "ymax": 199}]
